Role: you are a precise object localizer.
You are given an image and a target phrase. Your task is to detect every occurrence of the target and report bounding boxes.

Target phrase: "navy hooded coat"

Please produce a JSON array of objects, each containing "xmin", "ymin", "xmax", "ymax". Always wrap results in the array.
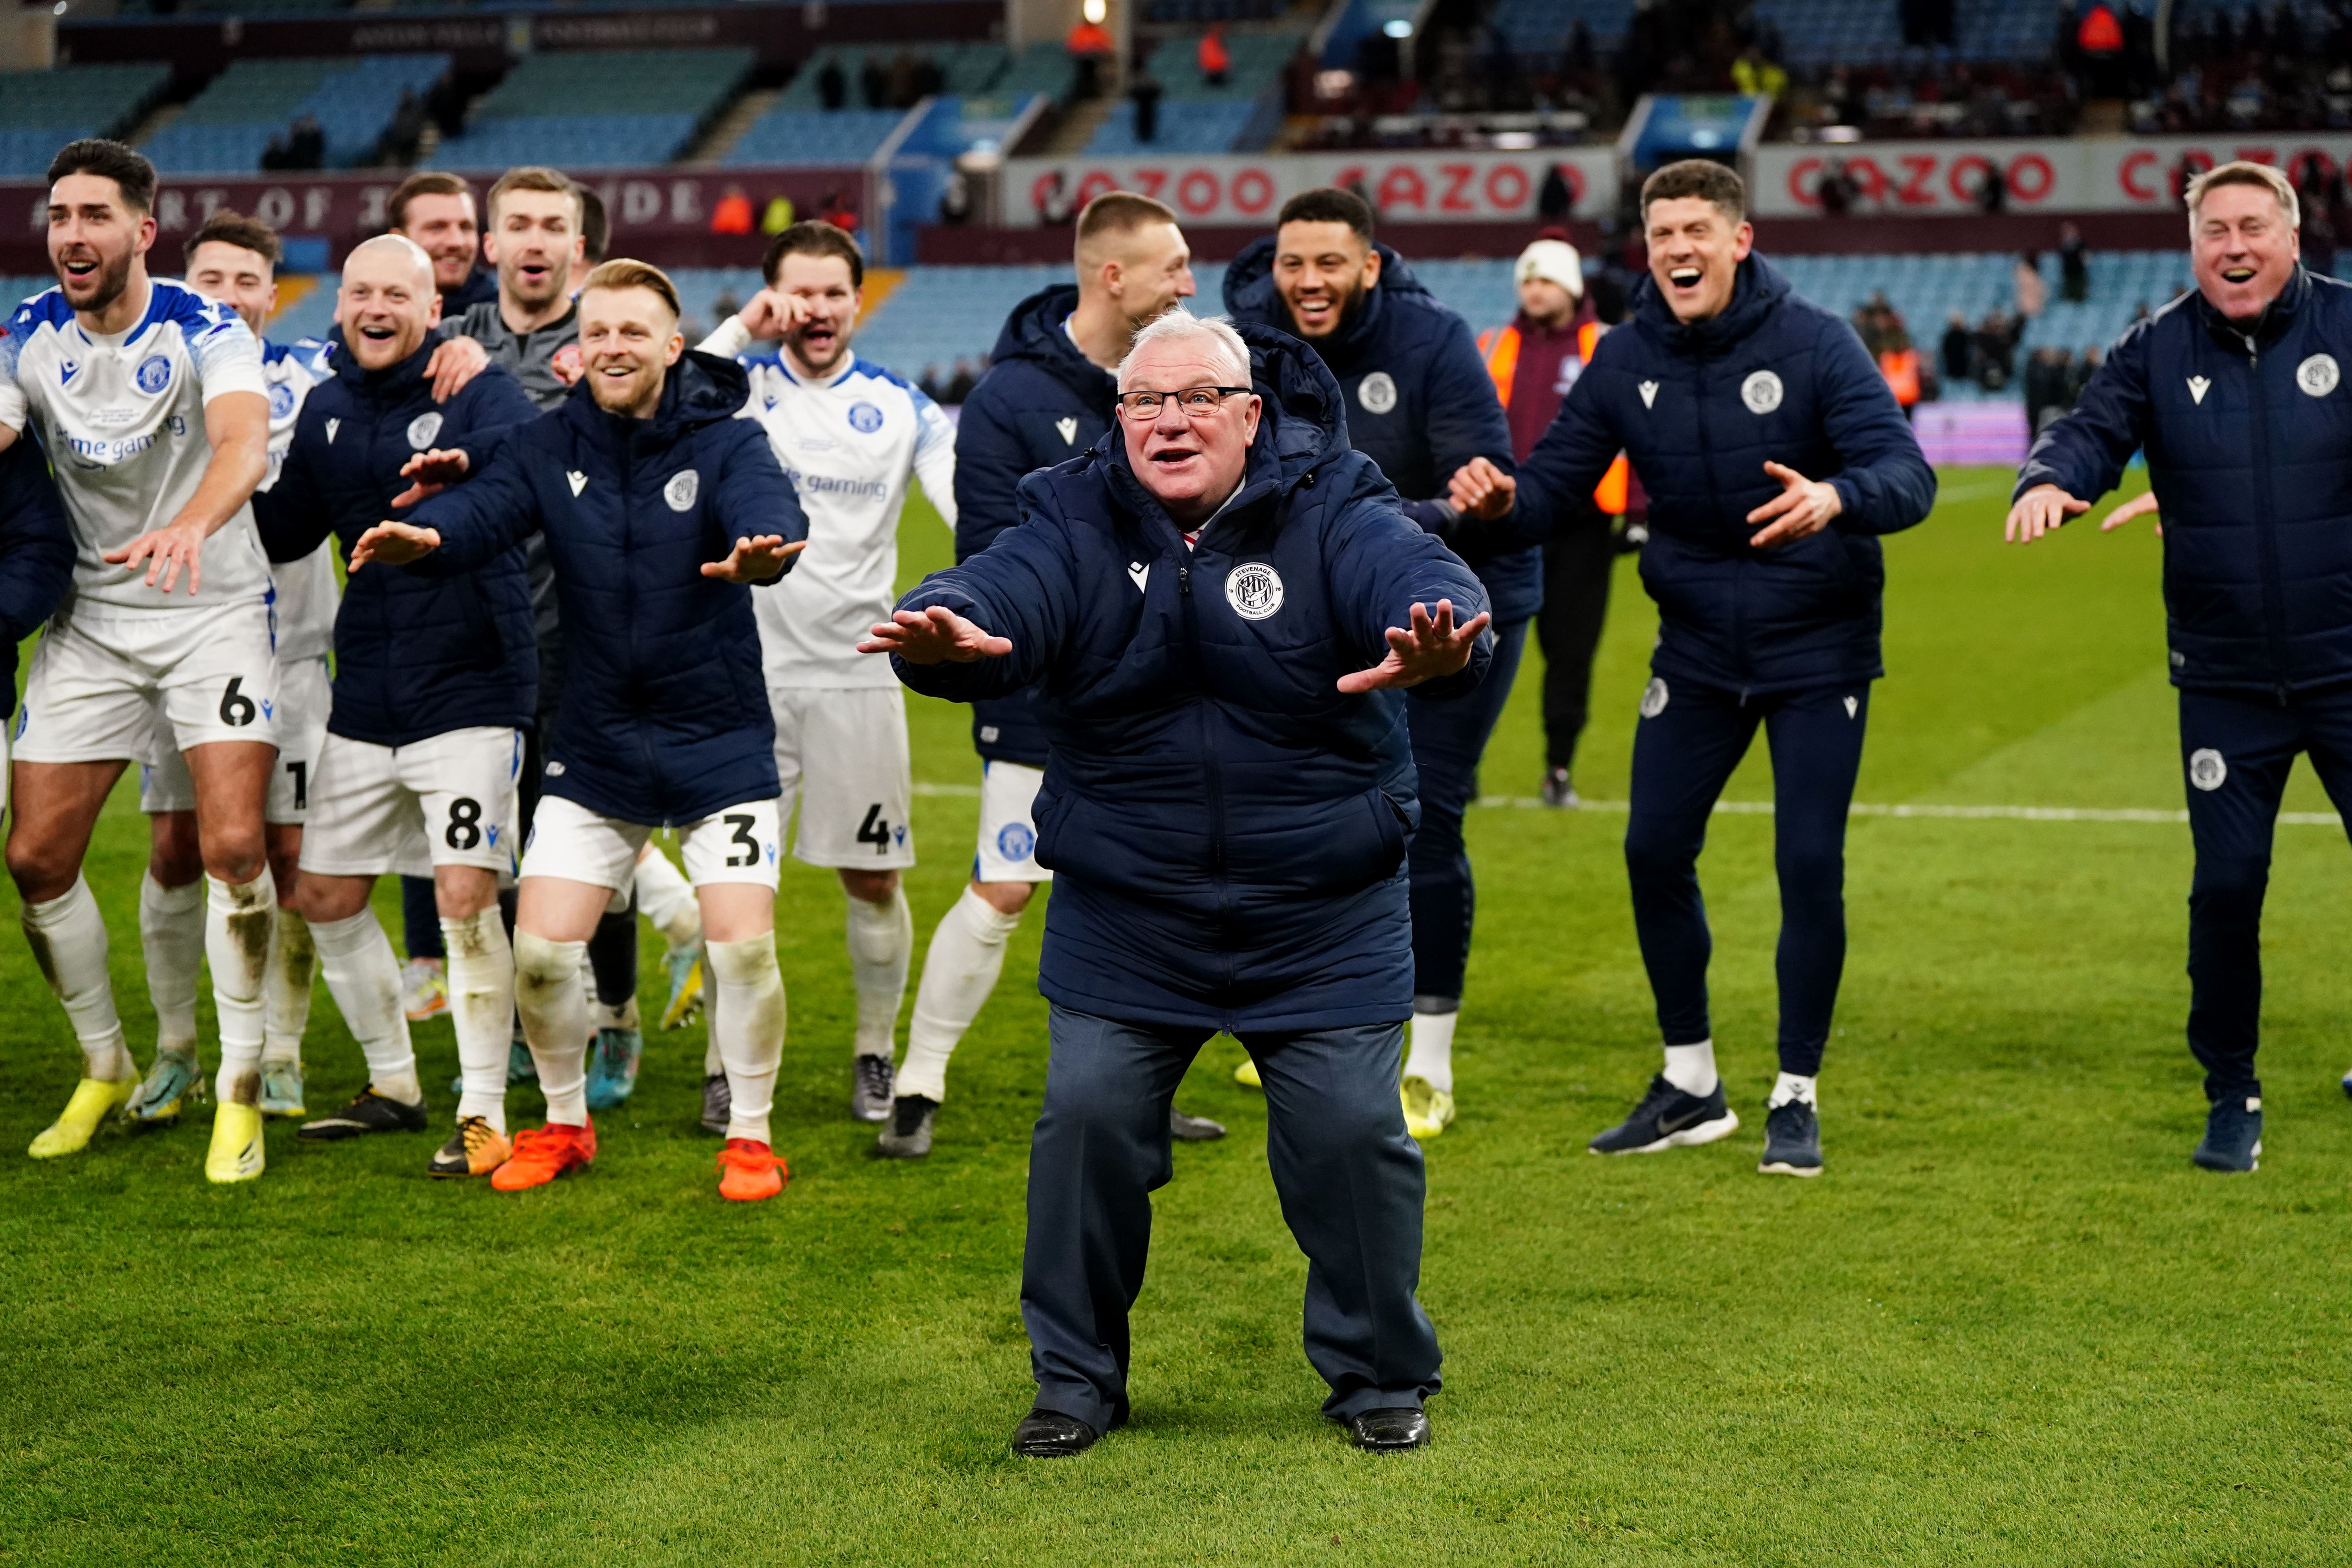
[
  {"xmin": 253, "ymin": 341, "xmax": 542, "ymax": 747},
  {"xmin": 1511, "ymin": 255, "xmax": 1937, "ymax": 695},
  {"xmin": 1222, "ymin": 238, "xmax": 1532, "ymax": 622},
  {"xmin": 891, "ymin": 323, "xmax": 1493, "ymax": 1033},
  {"xmin": 950, "ymin": 283, "xmax": 1118, "ymax": 770},
  {"xmin": 0, "ymin": 433, "xmax": 73, "ymax": 689},
  {"xmin": 2017, "ymin": 266, "xmax": 2352, "ymax": 697},
  {"xmin": 402, "ymin": 351, "xmax": 808, "ymax": 825}
]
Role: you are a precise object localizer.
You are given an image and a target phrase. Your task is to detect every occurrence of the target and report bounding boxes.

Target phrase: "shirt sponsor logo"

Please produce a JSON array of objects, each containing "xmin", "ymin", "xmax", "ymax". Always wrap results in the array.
[
  {"xmin": 782, "ymin": 467, "xmax": 890, "ymax": 499},
  {"xmin": 847, "ymin": 400, "xmax": 885, "ymax": 434},
  {"xmin": 407, "ymin": 412, "xmax": 443, "ymax": 450},
  {"xmin": 2298, "ymin": 353, "xmax": 2339, "ymax": 397},
  {"xmin": 1357, "ymin": 371, "xmax": 1398, "ymax": 415},
  {"xmin": 664, "ymin": 469, "xmax": 699, "ymax": 511},
  {"xmin": 135, "ymin": 354, "xmax": 173, "ymax": 396},
  {"xmin": 1741, "ymin": 370, "xmax": 1783, "ymax": 414},
  {"xmin": 1225, "ymin": 561, "xmax": 1284, "ymax": 621}
]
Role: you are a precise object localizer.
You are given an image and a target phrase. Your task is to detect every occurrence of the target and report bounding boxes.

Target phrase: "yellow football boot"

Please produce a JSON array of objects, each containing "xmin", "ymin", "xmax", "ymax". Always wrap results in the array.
[
  {"xmin": 204, "ymin": 1102, "xmax": 266, "ymax": 1184},
  {"xmin": 1234, "ymin": 1056, "xmax": 1262, "ymax": 1089},
  {"xmin": 28, "ymin": 1076, "xmax": 136, "ymax": 1158},
  {"xmin": 1401, "ymin": 1076, "xmax": 1455, "ymax": 1142},
  {"xmin": 660, "ymin": 944, "xmax": 705, "ymax": 1030}
]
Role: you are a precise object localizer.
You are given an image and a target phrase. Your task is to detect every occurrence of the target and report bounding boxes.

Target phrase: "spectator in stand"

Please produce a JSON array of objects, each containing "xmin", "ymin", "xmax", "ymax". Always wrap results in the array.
[
  {"xmin": 945, "ymin": 358, "xmax": 978, "ymax": 404},
  {"xmin": 1817, "ymin": 160, "xmax": 1855, "ymax": 217},
  {"xmin": 1940, "ymin": 311, "xmax": 1973, "ymax": 384},
  {"xmin": 1067, "ymin": 4, "xmax": 1115, "ymax": 101},
  {"xmin": 288, "ymin": 115, "xmax": 325, "ymax": 171},
  {"xmin": 2067, "ymin": 345, "xmax": 2102, "ymax": 408},
  {"xmin": 2014, "ymin": 251, "xmax": 2048, "ymax": 320},
  {"xmin": 262, "ymin": 133, "xmax": 291, "ymax": 172},
  {"xmin": 712, "ymin": 288, "xmax": 740, "ymax": 323},
  {"xmin": 1877, "ymin": 329, "xmax": 1924, "ymax": 423},
  {"xmin": 1130, "ymin": 68, "xmax": 1163, "ymax": 143},
  {"xmin": 761, "ymin": 194, "xmax": 796, "ymax": 236},
  {"xmin": 1538, "ymin": 165, "xmax": 1575, "ymax": 222},
  {"xmin": 711, "ymin": 185, "xmax": 755, "ymax": 237},
  {"xmin": 381, "ymin": 89, "xmax": 429, "ymax": 167},
  {"xmin": 939, "ymin": 169, "xmax": 973, "ymax": 226},
  {"xmin": 919, "ymin": 363, "xmax": 946, "ymax": 403},
  {"xmin": 2059, "ymin": 222, "xmax": 2090, "ymax": 303},
  {"xmin": 1974, "ymin": 308, "xmax": 2019, "ymax": 391},
  {"xmin": 1199, "ymin": 25, "xmax": 1230, "ymax": 88},
  {"xmin": 1731, "ymin": 44, "xmax": 1787, "ymax": 102},
  {"xmin": 2023, "ymin": 345, "xmax": 2074, "ymax": 434},
  {"xmin": 1978, "ymin": 162, "xmax": 2007, "ymax": 214},
  {"xmin": 1037, "ymin": 171, "xmax": 1075, "ymax": 226},
  {"xmin": 862, "ymin": 55, "xmax": 889, "ymax": 110},
  {"xmin": 819, "ymin": 57, "xmax": 847, "ymax": 111},
  {"xmin": 820, "ymin": 189, "xmax": 860, "ymax": 233}
]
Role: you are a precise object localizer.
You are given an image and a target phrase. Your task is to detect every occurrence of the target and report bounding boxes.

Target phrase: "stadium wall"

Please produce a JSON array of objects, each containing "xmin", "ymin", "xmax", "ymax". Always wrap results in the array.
[
  {"xmin": 1757, "ymin": 134, "xmax": 2352, "ymax": 219},
  {"xmin": 999, "ymin": 150, "xmax": 1621, "ymax": 228}
]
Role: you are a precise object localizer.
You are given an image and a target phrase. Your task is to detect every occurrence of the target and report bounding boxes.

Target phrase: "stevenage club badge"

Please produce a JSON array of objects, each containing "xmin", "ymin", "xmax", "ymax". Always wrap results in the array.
[{"xmin": 1225, "ymin": 562, "xmax": 1284, "ymax": 621}]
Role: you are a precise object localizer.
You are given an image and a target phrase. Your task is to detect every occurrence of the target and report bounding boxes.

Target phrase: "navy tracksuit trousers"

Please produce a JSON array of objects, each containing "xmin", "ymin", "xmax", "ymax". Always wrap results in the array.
[
  {"xmin": 2177, "ymin": 683, "xmax": 2352, "ymax": 1102},
  {"xmin": 1624, "ymin": 677, "xmax": 1871, "ymax": 1076},
  {"xmin": 1022, "ymin": 1005, "xmax": 1443, "ymax": 1431},
  {"xmin": 1406, "ymin": 617, "xmax": 1530, "ymax": 1007}
]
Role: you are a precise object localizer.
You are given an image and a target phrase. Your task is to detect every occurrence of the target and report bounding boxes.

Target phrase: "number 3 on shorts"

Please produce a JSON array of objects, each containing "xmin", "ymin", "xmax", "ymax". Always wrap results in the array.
[{"xmin": 723, "ymin": 813, "xmax": 760, "ymax": 867}]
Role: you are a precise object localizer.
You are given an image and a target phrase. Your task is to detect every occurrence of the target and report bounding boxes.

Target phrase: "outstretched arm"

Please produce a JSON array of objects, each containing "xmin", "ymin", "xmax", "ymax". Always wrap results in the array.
[
  {"xmin": 103, "ymin": 389, "xmax": 269, "ymax": 594},
  {"xmin": 2007, "ymin": 321, "xmax": 2153, "ymax": 545}
]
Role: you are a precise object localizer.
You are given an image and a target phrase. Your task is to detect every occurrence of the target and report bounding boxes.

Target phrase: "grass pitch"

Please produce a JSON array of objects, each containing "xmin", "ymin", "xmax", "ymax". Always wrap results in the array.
[{"xmin": 4, "ymin": 468, "xmax": 2350, "ymax": 1565}]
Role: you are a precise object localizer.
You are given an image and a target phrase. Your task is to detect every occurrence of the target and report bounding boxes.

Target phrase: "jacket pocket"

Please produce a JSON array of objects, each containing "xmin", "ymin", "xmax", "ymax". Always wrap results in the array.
[{"xmin": 1030, "ymin": 778, "xmax": 1067, "ymax": 870}]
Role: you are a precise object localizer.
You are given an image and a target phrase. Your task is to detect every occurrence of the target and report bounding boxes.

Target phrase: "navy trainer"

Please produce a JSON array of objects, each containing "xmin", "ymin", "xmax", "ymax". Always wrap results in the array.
[
  {"xmin": 1758, "ymin": 1099, "xmax": 1823, "ymax": 1177},
  {"xmin": 1589, "ymin": 1073, "xmax": 1739, "ymax": 1155},
  {"xmin": 2192, "ymin": 1094, "xmax": 2262, "ymax": 1172}
]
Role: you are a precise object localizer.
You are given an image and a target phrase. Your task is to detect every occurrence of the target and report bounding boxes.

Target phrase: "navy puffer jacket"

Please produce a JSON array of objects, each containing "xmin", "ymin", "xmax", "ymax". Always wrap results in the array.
[
  {"xmin": 404, "ymin": 352, "xmax": 808, "ymax": 825},
  {"xmin": 1223, "ymin": 239, "xmax": 1532, "ymax": 622},
  {"xmin": 2018, "ymin": 267, "xmax": 2352, "ymax": 696},
  {"xmin": 0, "ymin": 432, "xmax": 73, "ymax": 689},
  {"xmin": 950, "ymin": 284, "xmax": 1117, "ymax": 769},
  {"xmin": 1512, "ymin": 255, "xmax": 1937, "ymax": 695},
  {"xmin": 254, "ymin": 342, "xmax": 541, "ymax": 746},
  {"xmin": 892, "ymin": 323, "xmax": 1493, "ymax": 1033}
]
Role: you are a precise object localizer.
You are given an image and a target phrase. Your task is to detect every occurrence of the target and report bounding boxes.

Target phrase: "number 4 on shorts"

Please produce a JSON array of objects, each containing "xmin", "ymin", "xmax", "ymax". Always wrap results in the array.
[{"xmin": 857, "ymin": 803, "xmax": 891, "ymax": 855}]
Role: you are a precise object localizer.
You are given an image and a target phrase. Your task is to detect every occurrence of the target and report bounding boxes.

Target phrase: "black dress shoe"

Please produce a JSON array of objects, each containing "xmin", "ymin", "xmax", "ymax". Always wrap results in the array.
[
  {"xmin": 1012, "ymin": 1408, "xmax": 1101, "ymax": 1458},
  {"xmin": 1348, "ymin": 1407, "xmax": 1431, "ymax": 1451}
]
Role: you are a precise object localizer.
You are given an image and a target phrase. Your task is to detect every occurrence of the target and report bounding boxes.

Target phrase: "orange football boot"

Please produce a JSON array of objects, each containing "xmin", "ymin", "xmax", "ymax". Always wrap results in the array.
[
  {"xmin": 489, "ymin": 1118, "xmax": 597, "ymax": 1191},
  {"xmin": 717, "ymin": 1138, "xmax": 787, "ymax": 1201}
]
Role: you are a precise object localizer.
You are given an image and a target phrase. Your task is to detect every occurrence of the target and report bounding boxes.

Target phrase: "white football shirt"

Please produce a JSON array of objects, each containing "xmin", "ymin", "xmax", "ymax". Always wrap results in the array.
[
  {"xmin": 0, "ymin": 277, "xmax": 272, "ymax": 612},
  {"xmin": 703, "ymin": 319, "xmax": 957, "ymax": 688},
  {"xmin": 258, "ymin": 334, "xmax": 338, "ymax": 661}
]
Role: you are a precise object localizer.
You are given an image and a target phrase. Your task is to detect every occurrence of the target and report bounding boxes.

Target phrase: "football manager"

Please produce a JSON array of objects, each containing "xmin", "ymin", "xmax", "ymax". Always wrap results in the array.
[
  {"xmin": 2006, "ymin": 159, "xmax": 2352, "ymax": 1174},
  {"xmin": 861, "ymin": 309, "xmax": 1492, "ymax": 1458}
]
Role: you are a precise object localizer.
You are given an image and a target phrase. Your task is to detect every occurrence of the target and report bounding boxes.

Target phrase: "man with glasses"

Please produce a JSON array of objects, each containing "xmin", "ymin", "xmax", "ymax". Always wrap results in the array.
[{"xmin": 865, "ymin": 309, "xmax": 1492, "ymax": 1457}]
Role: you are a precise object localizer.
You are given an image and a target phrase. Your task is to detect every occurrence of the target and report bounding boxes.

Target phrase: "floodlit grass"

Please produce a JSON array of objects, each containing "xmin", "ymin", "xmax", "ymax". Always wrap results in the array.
[{"xmin": 4, "ymin": 468, "xmax": 2350, "ymax": 1565}]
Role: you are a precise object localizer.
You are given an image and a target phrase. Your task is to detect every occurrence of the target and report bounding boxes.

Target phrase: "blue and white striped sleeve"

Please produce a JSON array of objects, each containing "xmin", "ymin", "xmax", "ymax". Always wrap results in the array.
[{"xmin": 180, "ymin": 295, "xmax": 267, "ymax": 404}]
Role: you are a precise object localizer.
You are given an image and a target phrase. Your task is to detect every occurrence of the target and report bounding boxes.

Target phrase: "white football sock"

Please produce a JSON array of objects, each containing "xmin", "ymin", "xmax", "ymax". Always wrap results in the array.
[
  {"xmin": 24, "ymin": 875, "xmax": 130, "ymax": 1082},
  {"xmin": 845, "ymin": 886, "xmax": 911, "ymax": 1061},
  {"xmin": 206, "ymin": 872, "xmax": 277, "ymax": 1105},
  {"xmin": 442, "ymin": 908, "xmax": 514, "ymax": 1134},
  {"xmin": 635, "ymin": 845, "xmax": 701, "ymax": 952},
  {"xmin": 310, "ymin": 908, "xmax": 420, "ymax": 1104},
  {"xmin": 1402, "ymin": 1009, "xmax": 1458, "ymax": 1096},
  {"xmin": 708, "ymin": 935, "xmax": 785, "ymax": 1144},
  {"xmin": 898, "ymin": 887, "xmax": 1021, "ymax": 1103},
  {"xmin": 139, "ymin": 872, "xmax": 206, "ymax": 1060},
  {"xmin": 1662, "ymin": 1038, "xmax": 1718, "ymax": 1097},
  {"xmin": 515, "ymin": 931, "xmax": 591, "ymax": 1126},
  {"xmin": 588, "ymin": 993, "xmax": 639, "ymax": 1034},
  {"xmin": 263, "ymin": 907, "xmax": 315, "ymax": 1068},
  {"xmin": 1768, "ymin": 1071, "xmax": 1818, "ymax": 1109}
]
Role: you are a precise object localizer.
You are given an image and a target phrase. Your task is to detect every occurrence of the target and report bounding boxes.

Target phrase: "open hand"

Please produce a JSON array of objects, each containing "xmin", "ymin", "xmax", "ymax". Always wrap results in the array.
[
  {"xmin": 1747, "ymin": 461, "xmax": 1844, "ymax": 547},
  {"xmin": 701, "ymin": 534, "xmax": 806, "ymax": 583},
  {"xmin": 2004, "ymin": 482, "xmax": 2089, "ymax": 543},
  {"xmin": 391, "ymin": 447, "xmax": 470, "ymax": 507},
  {"xmin": 2099, "ymin": 489, "xmax": 2161, "ymax": 537},
  {"xmin": 1337, "ymin": 598, "xmax": 1492, "ymax": 694},
  {"xmin": 856, "ymin": 605, "xmax": 1013, "ymax": 664},
  {"xmin": 349, "ymin": 520, "xmax": 442, "ymax": 570},
  {"xmin": 737, "ymin": 288, "xmax": 815, "ymax": 342},
  {"xmin": 104, "ymin": 518, "xmax": 211, "ymax": 595},
  {"xmin": 424, "ymin": 334, "xmax": 489, "ymax": 403},
  {"xmin": 1447, "ymin": 456, "xmax": 1516, "ymax": 520}
]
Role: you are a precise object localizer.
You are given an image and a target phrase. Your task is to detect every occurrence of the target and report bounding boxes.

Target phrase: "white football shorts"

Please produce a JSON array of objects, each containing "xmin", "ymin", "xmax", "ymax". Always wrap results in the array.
[
  {"xmin": 14, "ymin": 598, "xmax": 280, "ymax": 765},
  {"xmin": 141, "ymin": 653, "xmax": 329, "ymax": 823},
  {"xmin": 973, "ymin": 759, "xmax": 1051, "ymax": 884},
  {"xmin": 522, "ymin": 793, "xmax": 781, "ymax": 892},
  {"xmin": 298, "ymin": 725, "xmax": 524, "ymax": 879},
  {"xmin": 771, "ymin": 684, "xmax": 915, "ymax": 870}
]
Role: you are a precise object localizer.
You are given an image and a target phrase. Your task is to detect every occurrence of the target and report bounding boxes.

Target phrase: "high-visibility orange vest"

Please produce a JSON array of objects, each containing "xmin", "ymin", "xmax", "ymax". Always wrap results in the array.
[
  {"xmin": 1877, "ymin": 346, "xmax": 1921, "ymax": 407},
  {"xmin": 1478, "ymin": 320, "xmax": 1628, "ymax": 514}
]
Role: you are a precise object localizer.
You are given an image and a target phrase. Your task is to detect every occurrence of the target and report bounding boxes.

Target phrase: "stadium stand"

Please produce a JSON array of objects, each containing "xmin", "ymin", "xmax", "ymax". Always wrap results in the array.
[
  {"xmin": 0, "ymin": 63, "xmax": 173, "ymax": 180},
  {"xmin": 1487, "ymin": 0, "xmax": 2046, "ymax": 70},
  {"xmin": 436, "ymin": 48, "xmax": 752, "ymax": 171},
  {"xmin": 725, "ymin": 110, "xmax": 908, "ymax": 168},
  {"xmin": 139, "ymin": 56, "xmax": 450, "ymax": 175},
  {"xmin": 1085, "ymin": 31, "xmax": 1301, "ymax": 155}
]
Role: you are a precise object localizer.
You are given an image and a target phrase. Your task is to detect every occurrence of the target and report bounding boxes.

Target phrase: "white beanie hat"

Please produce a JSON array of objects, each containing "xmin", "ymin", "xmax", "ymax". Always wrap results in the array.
[{"xmin": 1514, "ymin": 238, "xmax": 1584, "ymax": 298}]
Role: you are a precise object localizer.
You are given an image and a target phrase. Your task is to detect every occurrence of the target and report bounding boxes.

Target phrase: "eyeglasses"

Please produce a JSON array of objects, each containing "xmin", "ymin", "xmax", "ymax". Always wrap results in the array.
[{"xmin": 1115, "ymin": 386, "xmax": 1254, "ymax": 418}]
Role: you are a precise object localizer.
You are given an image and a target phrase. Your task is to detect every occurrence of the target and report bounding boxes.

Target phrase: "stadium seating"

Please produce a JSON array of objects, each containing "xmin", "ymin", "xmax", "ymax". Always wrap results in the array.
[
  {"xmin": 1084, "ymin": 31, "xmax": 1300, "ymax": 155},
  {"xmin": 438, "ymin": 48, "xmax": 752, "ymax": 171},
  {"xmin": 770, "ymin": 43, "xmax": 1012, "ymax": 111},
  {"xmin": 0, "ymin": 63, "xmax": 172, "ymax": 179},
  {"xmin": 1489, "ymin": 0, "xmax": 2054, "ymax": 68},
  {"xmin": 724, "ymin": 109, "xmax": 909, "ymax": 168},
  {"xmin": 140, "ymin": 56, "xmax": 450, "ymax": 175}
]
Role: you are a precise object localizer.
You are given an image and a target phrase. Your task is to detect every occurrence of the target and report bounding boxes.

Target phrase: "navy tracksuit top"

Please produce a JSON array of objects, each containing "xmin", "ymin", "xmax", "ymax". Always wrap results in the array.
[
  {"xmin": 1222, "ymin": 239, "xmax": 1533, "ymax": 623},
  {"xmin": 403, "ymin": 351, "xmax": 808, "ymax": 826},
  {"xmin": 0, "ymin": 434, "xmax": 73, "ymax": 689},
  {"xmin": 1512, "ymin": 255, "xmax": 1937, "ymax": 695},
  {"xmin": 252, "ymin": 341, "xmax": 543, "ymax": 747},
  {"xmin": 891, "ymin": 323, "xmax": 1493, "ymax": 1033},
  {"xmin": 2019, "ymin": 265, "xmax": 2352, "ymax": 698}
]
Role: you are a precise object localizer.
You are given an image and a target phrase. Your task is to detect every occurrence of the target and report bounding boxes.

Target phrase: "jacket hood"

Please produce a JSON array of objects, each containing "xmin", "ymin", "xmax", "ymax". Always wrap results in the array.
[
  {"xmin": 1631, "ymin": 253, "xmax": 1793, "ymax": 356},
  {"xmin": 989, "ymin": 283, "xmax": 1119, "ymax": 404},
  {"xmin": 1222, "ymin": 237, "xmax": 1429, "ymax": 356},
  {"xmin": 1099, "ymin": 319, "xmax": 1356, "ymax": 529},
  {"xmin": 559, "ymin": 348, "xmax": 749, "ymax": 441}
]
